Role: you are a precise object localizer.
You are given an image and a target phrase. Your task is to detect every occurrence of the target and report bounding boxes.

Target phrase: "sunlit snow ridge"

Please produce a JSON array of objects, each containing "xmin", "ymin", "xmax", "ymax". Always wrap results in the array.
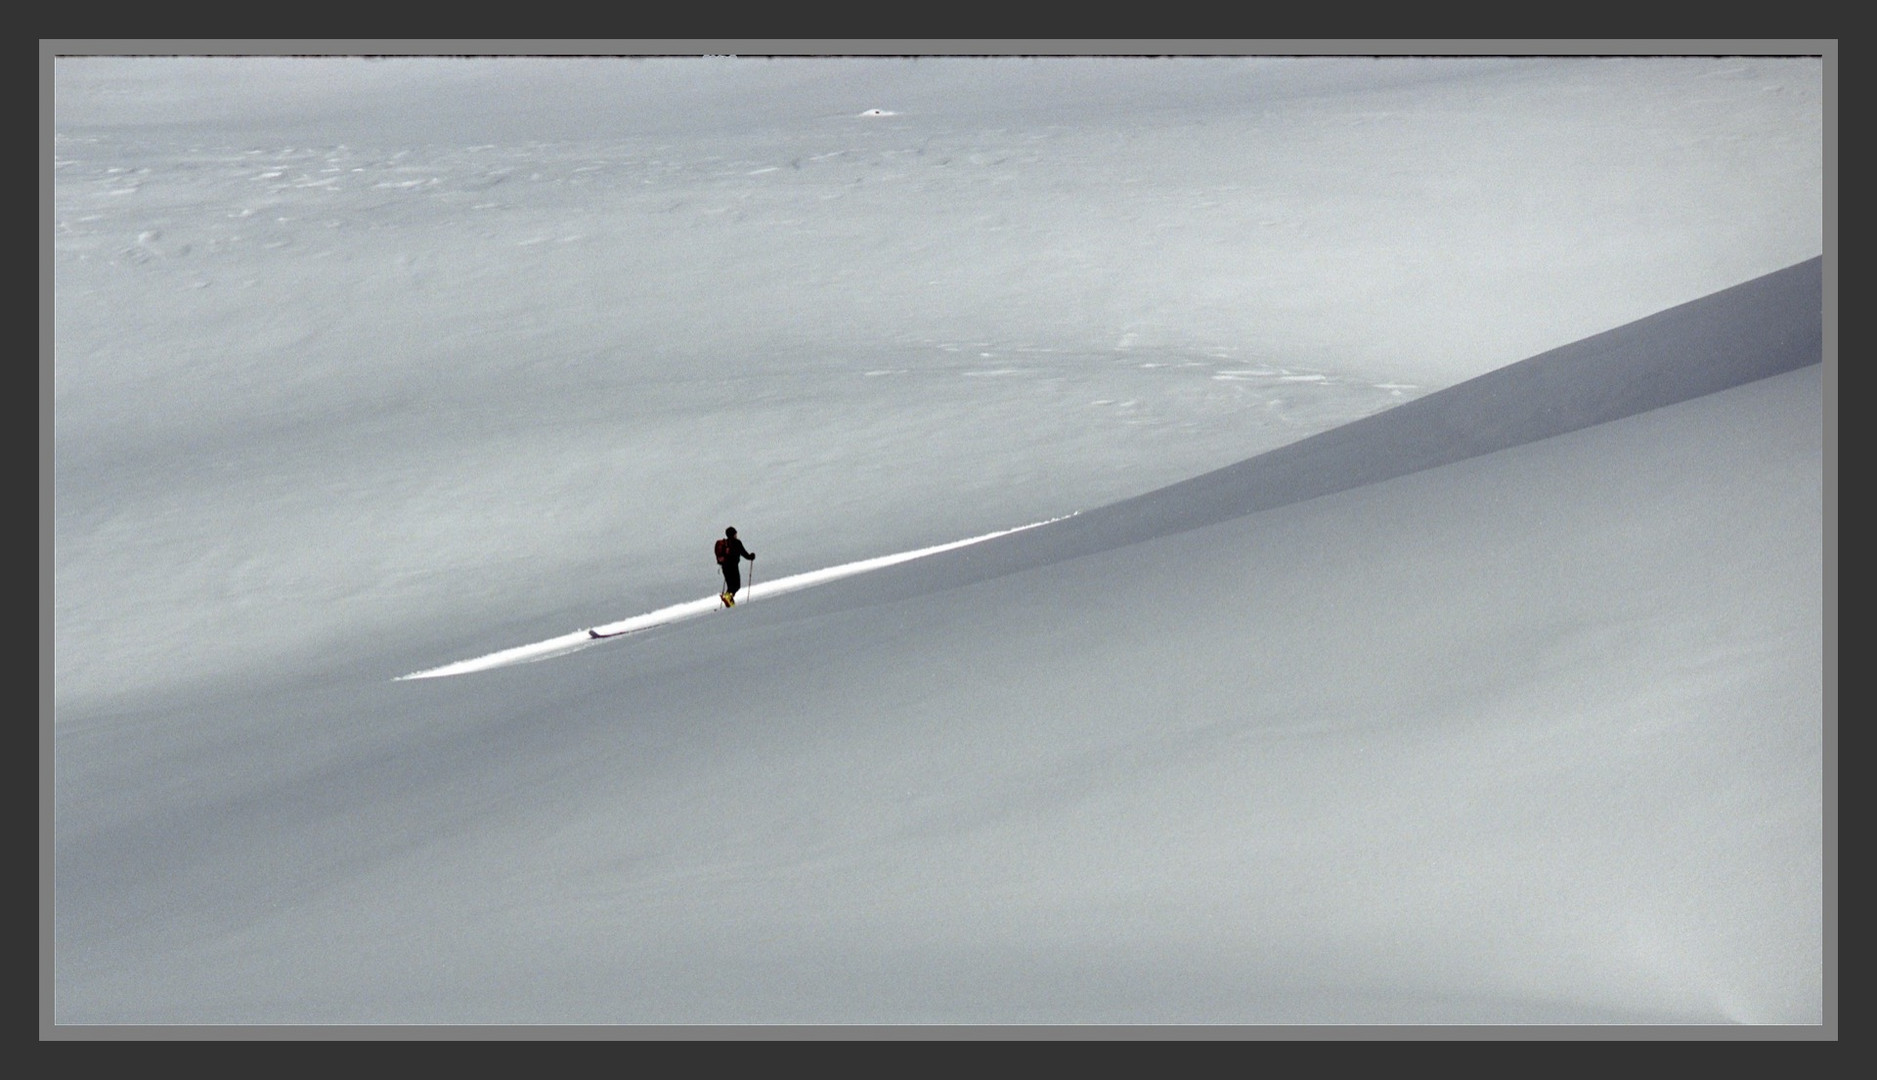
[{"xmin": 396, "ymin": 516, "xmax": 1068, "ymax": 680}]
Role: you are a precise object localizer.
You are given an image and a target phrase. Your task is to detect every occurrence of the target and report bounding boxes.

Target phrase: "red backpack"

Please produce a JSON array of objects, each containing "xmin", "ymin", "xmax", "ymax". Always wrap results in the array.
[{"xmin": 714, "ymin": 538, "xmax": 730, "ymax": 565}]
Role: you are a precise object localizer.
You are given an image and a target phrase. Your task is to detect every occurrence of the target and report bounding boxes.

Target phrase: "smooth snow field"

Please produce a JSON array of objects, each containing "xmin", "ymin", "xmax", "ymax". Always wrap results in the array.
[{"xmin": 49, "ymin": 53, "xmax": 1829, "ymax": 1031}]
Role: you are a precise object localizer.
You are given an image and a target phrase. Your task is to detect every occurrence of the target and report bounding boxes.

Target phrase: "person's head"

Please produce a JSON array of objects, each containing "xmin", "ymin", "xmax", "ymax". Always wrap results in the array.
[{"xmin": 725, "ymin": 527, "xmax": 737, "ymax": 538}]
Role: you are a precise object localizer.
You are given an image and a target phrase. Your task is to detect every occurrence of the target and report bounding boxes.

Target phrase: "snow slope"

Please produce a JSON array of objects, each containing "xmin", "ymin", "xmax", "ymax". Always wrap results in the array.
[
  {"xmin": 52, "ymin": 264, "xmax": 1824, "ymax": 1025},
  {"xmin": 50, "ymin": 54, "xmax": 1827, "ymax": 1030},
  {"xmin": 51, "ymin": 55, "xmax": 1826, "ymax": 715},
  {"xmin": 399, "ymin": 516, "xmax": 1064, "ymax": 679}
]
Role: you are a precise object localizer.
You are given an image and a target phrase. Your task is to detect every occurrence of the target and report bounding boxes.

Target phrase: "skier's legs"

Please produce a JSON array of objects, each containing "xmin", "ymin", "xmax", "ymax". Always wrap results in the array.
[{"xmin": 722, "ymin": 563, "xmax": 742, "ymax": 595}]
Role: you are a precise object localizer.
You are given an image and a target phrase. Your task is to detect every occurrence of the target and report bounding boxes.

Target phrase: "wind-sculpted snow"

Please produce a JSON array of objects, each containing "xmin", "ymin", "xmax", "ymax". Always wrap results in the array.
[
  {"xmin": 49, "ymin": 56, "xmax": 1826, "ymax": 1030},
  {"xmin": 769, "ymin": 257, "xmax": 1825, "ymax": 619},
  {"xmin": 400, "ymin": 258, "xmax": 1821, "ymax": 679},
  {"xmin": 397, "ymin": 517, "xmax": 1065, "ymax": 680}
]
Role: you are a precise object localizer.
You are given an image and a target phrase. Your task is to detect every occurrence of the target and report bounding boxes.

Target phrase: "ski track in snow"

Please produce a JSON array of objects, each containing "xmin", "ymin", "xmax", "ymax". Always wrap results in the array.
[{"xmin": 396, "ymin": 517, "xmax": 1068, "ymax": 681}]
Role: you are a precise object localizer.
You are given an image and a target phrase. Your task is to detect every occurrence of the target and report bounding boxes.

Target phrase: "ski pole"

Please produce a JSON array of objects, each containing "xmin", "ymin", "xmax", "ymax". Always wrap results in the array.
[{"xmin": 745, "ymin": 556, "xmax": 756, "ymax": 603}]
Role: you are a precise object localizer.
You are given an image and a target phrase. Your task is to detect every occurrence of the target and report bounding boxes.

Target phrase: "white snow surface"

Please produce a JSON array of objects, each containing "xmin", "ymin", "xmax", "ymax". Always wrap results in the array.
[
  {"xmin": 399, "ymin": 516, "xmax": 1063, "ymax": 680},
  {"xmin": 49, "ymin": 55, "xmax": 1828, "ymax": 1029}
]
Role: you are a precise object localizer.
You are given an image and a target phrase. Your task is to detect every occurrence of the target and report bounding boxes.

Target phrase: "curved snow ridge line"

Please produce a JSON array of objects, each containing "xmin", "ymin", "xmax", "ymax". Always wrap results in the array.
[{"xmin": 396, "ymin": 516, "xmax": 1071, "ymax": 681}]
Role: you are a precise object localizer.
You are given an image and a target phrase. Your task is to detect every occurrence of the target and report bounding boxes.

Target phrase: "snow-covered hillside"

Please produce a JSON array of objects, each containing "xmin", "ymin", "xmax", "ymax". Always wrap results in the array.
[{"xmin": 50, "ymin": 54, "xmax": 1828, "ymax": 1029}]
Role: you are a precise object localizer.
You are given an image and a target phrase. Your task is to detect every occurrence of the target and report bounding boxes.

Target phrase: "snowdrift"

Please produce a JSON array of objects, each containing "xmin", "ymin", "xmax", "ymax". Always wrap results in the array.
[
  {"xmin": 690, "ymin": 256, "xmax": 1823, "ymax": 623},
  {"xmin": 407, "ymin": 256, "xmax": 1822, "ymax": 676},
  {"xmin": 53, "ymin": 258, "xmax": 1826, "ymax": 1026}
]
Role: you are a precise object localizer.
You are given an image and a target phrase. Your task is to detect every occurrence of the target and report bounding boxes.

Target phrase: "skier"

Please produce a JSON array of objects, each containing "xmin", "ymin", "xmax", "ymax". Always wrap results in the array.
[{"xmin": 715, "ymin": 526, "xmax": 755, "ymax": 607}]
